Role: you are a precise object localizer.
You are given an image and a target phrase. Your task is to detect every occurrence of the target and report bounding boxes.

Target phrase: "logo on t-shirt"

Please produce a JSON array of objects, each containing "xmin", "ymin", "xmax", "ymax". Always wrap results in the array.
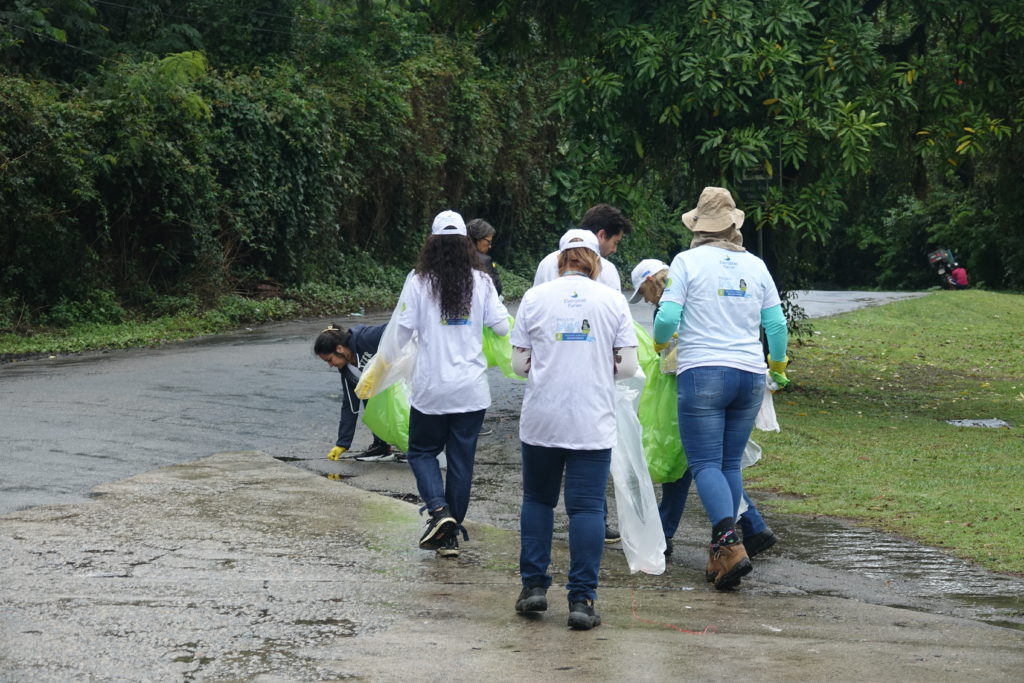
[
  {"xmin": 441, "ymin": 317, "xmax": 472, "ymax": 325},
  {"xmin": 562, "ymin": 292, "xmax": 586, "ymax": 309},
  {"xmin": 717, "ymin": 277, "xmax": 749, "ymax": 298},
  {"xmin": 554, "ymin": 317, "xmax": 593, "ymax": 341}
]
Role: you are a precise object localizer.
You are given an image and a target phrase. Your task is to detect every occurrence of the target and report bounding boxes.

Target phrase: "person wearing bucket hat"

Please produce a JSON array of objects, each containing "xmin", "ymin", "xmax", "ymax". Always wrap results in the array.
[
  {"xmin": 652, "ymin": 187, "xmax": 789, "ymax": 591},
  {"xmin": 393, "ymin": 209, "xmax": 510, "ymax": 559},
  {"xmin": 628, "ymin": 258, "xmax": 778, "ymax": 561},
  {"xmin": 511, "ymin": 232, "xmax": 637, "ymax": 629}
]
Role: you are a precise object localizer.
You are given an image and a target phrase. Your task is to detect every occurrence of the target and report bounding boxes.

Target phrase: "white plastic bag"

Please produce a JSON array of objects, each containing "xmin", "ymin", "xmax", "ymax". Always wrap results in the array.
[
  {"xmin": 741, "ymin": 439, "xmax": 762, "ymax": 468},
  {"xmin": 355, "ymin": 271, "xmax": 418, "ymax": 399},
  {"xmin": 610, "ymin": 384, "xmax": 666, "ymax": 575},
  {"xmin": 754, "ymin": 383, "xmax": 779, "ymax": 432}
]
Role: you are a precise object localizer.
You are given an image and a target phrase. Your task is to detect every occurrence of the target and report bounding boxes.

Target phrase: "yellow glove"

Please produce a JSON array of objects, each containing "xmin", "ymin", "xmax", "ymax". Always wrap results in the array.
[
  {"xmin": 653, "ymin": 333, "xmax": 678, "ymax": 354},
  {"xmin": 767, "ymin": 355, "xmax": 790, "ymax": 390},
  {"xmin": 354, "ymin": 358, "xmax": 390, "ymax": 399},
  {"xmin": 327, "ymin": 446, "xmax": 347, "ymax": 461}
]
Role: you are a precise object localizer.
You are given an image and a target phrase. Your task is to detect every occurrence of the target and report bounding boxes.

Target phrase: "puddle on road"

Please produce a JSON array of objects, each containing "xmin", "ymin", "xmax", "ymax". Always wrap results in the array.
[{"xmin": 770, "ymin": 514, "xmax": 1024, "ymax": 631}]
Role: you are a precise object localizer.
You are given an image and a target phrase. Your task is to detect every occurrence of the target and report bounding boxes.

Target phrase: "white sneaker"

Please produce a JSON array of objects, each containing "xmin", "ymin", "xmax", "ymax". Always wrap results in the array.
[{"xmin": 355, "ymin": 453, "xmax": 397, "ymax": 462}]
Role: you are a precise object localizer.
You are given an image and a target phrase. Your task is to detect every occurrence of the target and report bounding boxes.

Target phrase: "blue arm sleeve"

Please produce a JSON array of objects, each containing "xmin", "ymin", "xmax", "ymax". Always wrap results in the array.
[
  {"xmin": 653, "ymin": 301, "xmax": 684, "ymax": 344},
  {"xmin": 761, "ymin": 304, "xmax": 788, "ymax": 362}
]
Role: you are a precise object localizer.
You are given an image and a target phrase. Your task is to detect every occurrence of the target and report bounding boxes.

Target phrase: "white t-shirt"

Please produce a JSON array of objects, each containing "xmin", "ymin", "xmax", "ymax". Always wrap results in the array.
[
  {"xmin": 397, "ymin": 270, "xmax": 509, "ymax": 414},
  {"xmin": 534, "ymin": 250, "xmax": 622, "ymax": 291},
  {"xmin": 660, "ymin": 246, "xmax": 781, "ymax": 374},
  {"xmin": 511, "ymin": 275, "xmax": 637, "ymax": 449}
]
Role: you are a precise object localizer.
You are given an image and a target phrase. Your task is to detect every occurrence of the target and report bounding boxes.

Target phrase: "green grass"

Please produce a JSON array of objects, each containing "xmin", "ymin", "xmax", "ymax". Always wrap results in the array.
[
  {"xmin": 750, "ymin": 290, "xmax": 1024, "ymax": 574},
  {"xmin": 1, "ymin": 265, "xmax": 534, "ymax": 360}
]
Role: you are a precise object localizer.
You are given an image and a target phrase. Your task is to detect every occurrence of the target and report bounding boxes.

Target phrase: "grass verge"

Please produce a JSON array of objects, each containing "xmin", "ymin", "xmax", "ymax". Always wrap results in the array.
[
  {"xmin": 0, "ymin": 266, "xmax": 533, "ymax": 360},
  {"xmin": 751, "ymin": 289, "xmax": 1024, "ymax": 575}
]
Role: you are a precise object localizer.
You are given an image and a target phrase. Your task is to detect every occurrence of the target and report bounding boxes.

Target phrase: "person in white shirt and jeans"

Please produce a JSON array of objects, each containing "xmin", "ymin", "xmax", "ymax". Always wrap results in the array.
[
  {"xmin": 532, "ymin": 203, "xmax": 633, "ymax": 544},
  {"xmin": 512, "ymin": 229, "xmax": 638, "ymax": 630},
  {"xmin": 395, "ymin": 210, "xmax": 509, "ymax": 558}
]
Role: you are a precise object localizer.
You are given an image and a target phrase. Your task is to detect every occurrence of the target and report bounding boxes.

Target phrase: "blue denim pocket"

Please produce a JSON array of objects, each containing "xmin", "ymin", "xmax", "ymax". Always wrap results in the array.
[
  {"xmin": 691, "ymin": 366, "xmax": 725, "ymax": 400},
  {"xmin": 751, "ymin": 373, "xmax": 767, "ymax": 398}
]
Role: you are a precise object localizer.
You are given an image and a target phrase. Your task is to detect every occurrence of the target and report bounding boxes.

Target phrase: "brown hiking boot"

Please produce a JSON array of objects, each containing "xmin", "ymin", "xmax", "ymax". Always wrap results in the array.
[
  {"xmin": 711, "ymin": 541, "xmax": 752, "ymax": 591},
  {"xmin": 705, "ymin": 544, "xmax": 721, "ymax": 583}
]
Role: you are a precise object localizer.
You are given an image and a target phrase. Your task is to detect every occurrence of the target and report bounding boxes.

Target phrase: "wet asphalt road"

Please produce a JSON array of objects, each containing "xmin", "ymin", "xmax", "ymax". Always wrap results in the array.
[
  {"xmin": 0, "ymin": 290, "xmax": 924, "ymax": 516},
  {"xmin": 9, "ymin": 288, "xmax": 1023, "ymax": 634}
]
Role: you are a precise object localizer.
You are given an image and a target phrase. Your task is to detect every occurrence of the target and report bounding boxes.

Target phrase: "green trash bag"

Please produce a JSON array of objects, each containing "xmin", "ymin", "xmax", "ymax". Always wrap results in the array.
[
  {"xmin": 635, "ymin": 322, "xmax": 687, "ymax": 483},
  {"xmin": 361, "ymin": 379, "xmax": 410, "ymax": 452},
  {"xmin": 483, "ymin": 315, "xmax": 521, "ymax": 380}
]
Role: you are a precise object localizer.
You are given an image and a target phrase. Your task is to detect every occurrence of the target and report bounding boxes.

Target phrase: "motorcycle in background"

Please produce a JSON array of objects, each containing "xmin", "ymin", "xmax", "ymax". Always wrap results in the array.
[{"xmin": 927, "ymin": 248, "xmax": 968, "ymax": 289}]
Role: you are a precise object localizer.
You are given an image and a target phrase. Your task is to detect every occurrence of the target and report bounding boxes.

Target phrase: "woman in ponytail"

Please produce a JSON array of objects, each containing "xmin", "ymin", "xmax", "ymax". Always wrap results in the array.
[{"xmin": 313, "ymin": 322, "xmax": 398, "ymax": 461}]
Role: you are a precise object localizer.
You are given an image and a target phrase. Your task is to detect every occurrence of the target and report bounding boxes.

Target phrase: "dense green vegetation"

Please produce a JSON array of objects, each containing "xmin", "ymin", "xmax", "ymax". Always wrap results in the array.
[
  {"xmin": 753, "ymin": 290, "xmax": 1024, "ymax": 574},
  {"xmin": 2, "ymin": 1, "xmax": 1022, "ymax": 335}
]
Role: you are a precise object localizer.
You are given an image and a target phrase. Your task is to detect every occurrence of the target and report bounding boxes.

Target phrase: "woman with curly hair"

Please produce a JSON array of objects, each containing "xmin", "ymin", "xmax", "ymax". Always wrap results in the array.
[{"xmin": 395, "ymin": 210, "xmax": 509, "ymax": 558}]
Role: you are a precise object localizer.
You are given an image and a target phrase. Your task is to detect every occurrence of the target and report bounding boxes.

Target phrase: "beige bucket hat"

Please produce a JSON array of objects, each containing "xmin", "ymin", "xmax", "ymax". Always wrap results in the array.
[{"xmin": 681, "ymin": 186, "xmax": 745, "ymax": 232}]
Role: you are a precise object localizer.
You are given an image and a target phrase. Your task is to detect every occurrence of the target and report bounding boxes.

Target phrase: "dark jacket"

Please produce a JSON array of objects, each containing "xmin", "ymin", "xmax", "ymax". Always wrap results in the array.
[
  {"xmin": 477, "ymin": 252, "xmax": 503, "ymax": 296},
  {"xmin": 335, "ymin": 323, "xmax": 386, "ymax": 449}
]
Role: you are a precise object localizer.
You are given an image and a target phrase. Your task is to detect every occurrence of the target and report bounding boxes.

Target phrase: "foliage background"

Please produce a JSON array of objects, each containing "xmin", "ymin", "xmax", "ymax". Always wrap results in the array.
[{"xmin": 1, "ymin": 0, "xmax": 1022, "ymax": 332}]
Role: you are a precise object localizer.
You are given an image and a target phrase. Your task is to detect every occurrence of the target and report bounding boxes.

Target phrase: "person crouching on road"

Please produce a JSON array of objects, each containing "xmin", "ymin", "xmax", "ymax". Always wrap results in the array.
[
  {"xmin": 393, "ymin": 210, "xmax": 509, "ymax": 559},
  {"xmin": 511, "ymin": 229, "xmax": 638, "ymax": 630},
  {"xmin": 314, "ymin": 323, "xmax": 402, "ymax": 462},
  {"xmin": 653, "ymin": 187, "xmax": 789, "ymax": 591}
]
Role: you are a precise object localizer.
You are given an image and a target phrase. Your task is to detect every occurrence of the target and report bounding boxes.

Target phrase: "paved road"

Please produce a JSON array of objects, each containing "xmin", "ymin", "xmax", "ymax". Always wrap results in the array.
[
  {"xmin": 0, "ymin": 290, "xmax": 923, "ymax": 516},
  {"xmin": 5, "ymin": 289, "xmax": 1024, "ymax": 680}
]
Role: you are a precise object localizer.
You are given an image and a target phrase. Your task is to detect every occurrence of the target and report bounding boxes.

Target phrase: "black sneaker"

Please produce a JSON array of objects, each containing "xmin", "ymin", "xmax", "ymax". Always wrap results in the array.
[
  {"xmin": 664, "ymin": 537, "xmax": 674, "ymax": 557},
  {"xmin": 515, "ymin": 586, "xmax": 548, "ymax": 613},
  {"xmin": 419, "ymin": 506, "xmax": 456, "ymax": 550},
  {"xmin": 743, "ymin": 528, "xmax": 778, "ymax": 559},
  {"xmin": 393, "ymin": 451, "xmax": 408, "ymax": 463},
  {"xmin": 604, "ymin": 525, "xmax": 621, "ymax": 544},
  {"xmin": 356, "ymin": 441, "xmax": 392, "ymax": 461},
  {"xmin": 436, "ymin": 533, "xmax": 460, "ymax": 558},
  {"xmin": 478, "ymin": 426, "xmax": 494, "ymax": 436},
  {"xmin": 567, "ymin": 600, "xmax": 601, "ymax": 630}
]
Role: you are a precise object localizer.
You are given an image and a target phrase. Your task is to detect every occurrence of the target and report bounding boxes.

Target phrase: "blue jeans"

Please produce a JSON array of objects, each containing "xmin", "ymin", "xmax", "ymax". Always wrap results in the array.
[
  {"xmin": 519, "ymin": 443, "xmax": 610, "ymax": 604},
  {"xmin": 406, "ymin": 408, "xmax": 486, "ymax": 525},
  {"xmin": 677, "ymin": 367, "xmax": 764, "ymax": 529},
  {"xmin": 659, "ymin": 469, "xmax": 768, "ymax": 539}
]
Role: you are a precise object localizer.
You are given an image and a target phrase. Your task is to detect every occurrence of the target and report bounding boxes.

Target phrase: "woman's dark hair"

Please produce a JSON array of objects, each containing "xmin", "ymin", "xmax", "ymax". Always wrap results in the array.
[
  {"xmin": 466, "ymin": 218, "xmax": 495, "ymax": 242},
  {"xmin": 416, "ymin": 235, "xmax": 476, "ymax": 319},
  {"xmin": 314, "ymin": 324, "xmax": 350, "ymax": 355}
]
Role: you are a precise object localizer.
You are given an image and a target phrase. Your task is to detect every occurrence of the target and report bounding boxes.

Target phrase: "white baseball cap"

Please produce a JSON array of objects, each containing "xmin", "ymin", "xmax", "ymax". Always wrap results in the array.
[
  {"xmin": 627, "ymin": 258, "xmax": 668, "ymax": 303},
  {"xmin": 431, "ymin": 210, "xmax": 467, "ymax": 236},
  {"xmin": 558, "ymin": 228, "xmax": 600, "ymax": 256}
]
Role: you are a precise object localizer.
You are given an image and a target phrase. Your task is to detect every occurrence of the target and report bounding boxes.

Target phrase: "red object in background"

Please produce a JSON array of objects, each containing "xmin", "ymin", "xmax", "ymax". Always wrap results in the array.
[{"xmin": 951, "ymin": 266, "xmax": 968, "ymax": 286}]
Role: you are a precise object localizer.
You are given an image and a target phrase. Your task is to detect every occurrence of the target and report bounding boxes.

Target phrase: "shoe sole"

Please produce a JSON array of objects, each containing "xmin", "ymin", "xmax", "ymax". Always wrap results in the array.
[
  {"xmin": 515, "ymin": 596, "xmax": 548, "ymax": 613},
  {"xmin": 355, "ymin": 454, "xmax": 396, "ymax": 462},
  {"xmin": 714, "ymin": 557, "xmax": 753, "ymax": 591},
  {"xmin": 418, "ymin": 518, "xmax": 457, "ymax": 550},
  {"xmin": 436, "ymin": 548, "xmax": 460, "ymax": 558},
  {"xmin": 744, "ymin": 533, "xmax": 777, "ymax": 559},
  {"xmin": 604, "ymin": 537, "xmax": 621, "ymax": 544},
  {"xmin": 567, "ymin": 613, "xmax": 601, "ymax": 630}
]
